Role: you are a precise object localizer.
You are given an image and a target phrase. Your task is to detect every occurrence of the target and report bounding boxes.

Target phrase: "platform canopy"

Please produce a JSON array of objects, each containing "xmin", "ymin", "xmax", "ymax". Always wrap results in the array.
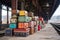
[{"xmin": 0, "ymin": 0, "xmax": 60, "ymax": 20}]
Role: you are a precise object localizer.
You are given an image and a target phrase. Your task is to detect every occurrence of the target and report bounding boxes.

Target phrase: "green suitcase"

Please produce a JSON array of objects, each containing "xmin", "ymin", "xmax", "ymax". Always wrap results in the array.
[{"xmin": 18, "ymin": 16, "xmax": 29, "ymax": 22}]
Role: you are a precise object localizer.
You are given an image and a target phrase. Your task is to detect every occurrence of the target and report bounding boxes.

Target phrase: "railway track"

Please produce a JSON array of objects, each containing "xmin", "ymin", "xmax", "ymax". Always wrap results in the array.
[{"xmin": 51, "ymin": 23, "xmax": 60, "ymax": 35}]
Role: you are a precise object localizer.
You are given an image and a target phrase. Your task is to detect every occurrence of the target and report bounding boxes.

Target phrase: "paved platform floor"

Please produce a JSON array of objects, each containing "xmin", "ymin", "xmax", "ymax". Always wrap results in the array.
[{"xmin": 0, "ymin": 23, "xmax": 60, "ymax": 40}]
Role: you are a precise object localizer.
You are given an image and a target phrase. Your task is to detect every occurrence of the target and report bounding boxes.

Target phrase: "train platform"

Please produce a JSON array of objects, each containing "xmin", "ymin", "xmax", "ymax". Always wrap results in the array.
[{"xmin": 0, "ymin": 23, "xmax": 60, "ymax": 40}]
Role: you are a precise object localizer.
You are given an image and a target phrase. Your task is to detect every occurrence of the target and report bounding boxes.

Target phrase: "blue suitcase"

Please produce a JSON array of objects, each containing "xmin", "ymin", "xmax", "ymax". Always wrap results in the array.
[
  {"xmin": 5, "ymin": 29, "xmax": 13, "ymax": 36},
  {"xmin": 9, "ymin": 23, "xmax": 16, "ymax": 29}
]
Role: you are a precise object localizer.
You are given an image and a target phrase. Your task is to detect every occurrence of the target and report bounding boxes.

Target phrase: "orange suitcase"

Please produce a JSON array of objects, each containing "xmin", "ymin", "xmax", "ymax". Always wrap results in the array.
[
  {"xmin": 18, "ymin": 23, "xmax": 29, "ymax": 28},
  {"xmin": 18, "ymin": 23, "xmax": 24, "ymax": 28},
  {"xmin": 24, "ymin": 23, "xmax": 29, "ymax": 28}
]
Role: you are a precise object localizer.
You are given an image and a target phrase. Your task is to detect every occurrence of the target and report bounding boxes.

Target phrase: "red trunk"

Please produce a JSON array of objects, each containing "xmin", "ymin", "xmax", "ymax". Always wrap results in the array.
[{"xmin": 38, "ymin": 25, "xmax": 41, "ymax": 31}]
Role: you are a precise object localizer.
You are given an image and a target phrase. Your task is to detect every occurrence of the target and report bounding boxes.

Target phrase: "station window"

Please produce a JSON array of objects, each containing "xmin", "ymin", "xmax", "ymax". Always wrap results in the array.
[
  {"xmin": 8, "ymin": 7, "xmax": 12, "ymax": 24},
  {"xmin": 2, "ymin": 5, "xmax": 7, "ymax": 24},
  {"xmin": 2, "ymin": 5, "xmax": 18, "ymax": 24},
  {"xmin": 2, "ymin": 5, "xmax": 7, "ymax": 10}
]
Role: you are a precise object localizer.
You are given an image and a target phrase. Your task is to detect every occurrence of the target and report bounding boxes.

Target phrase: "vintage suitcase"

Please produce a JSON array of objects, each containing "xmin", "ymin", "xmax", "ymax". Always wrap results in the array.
[
  {"xmin": 14, "ymin": 32, "xmax": 29, "ymax": 37},
  {"xmin": 28, "ymin": 22, "xmax": 31, "ymax": 27},
  {"xmin": 12, "ymin": 14, "xmax": 17, "ymax": 18},
  {"xmin": 34, "ymin": 21, "xmax": 37, "ymax": 26},
  {"xmin": 30, "ymin": 21, "xmax": 34, "ymax": 27},
  {"xmin": 27, "ymin": 17, "xmax": 32, "ymax": 22},
  {"xmin": 5, "ymin": 29, "xmax": 13, "ymax": 36},
  {"xmin": 14, "ymin": 28, "xmax": 29, "ymax": 37},
  {"xmin": 18, "ymin": 23, "xmax": 28, "ymax": 28},
  {"xmin": 29, "ymin": 27, "xmax": 34, "ymax": 34},
  {"xmin": 19, "ymin": 10, "xmax": 28, "ymax": 16},
  {"xmin": 34, "ymin": 27, "xmax": 37, "ymax": 32},
  {"xmin": 10, "ymin": 18, "xmax": 17, "ymax": 23},
  {"xmin": 28, "ymin": 12, "xmax": 34, "ymax": 17},
  {"xmin": 20, "ymin": 32, "xmax": 29, "ymax": 37},
  {"xmin": 18, "ymin": 16, "xmax": 29, "ymax": 22},
  {"xmin": 18, "ymin": 23, "xmax": 29, "ymax": 28},
  {"xmin": 24, "ymin": 23, "xmax": 29, "ymax": 28},
  {"xmin": 14, "ymin": 32, "xmax": 20, "ymax": 37},
  {"xmin": 32, "ymin": 18, "xmax": 35, "ymax": 21},
  {"xmin": 18, "ymin": 23, "xmax": 24, "ymax": 28},
  {"xmin": 19, "ymin": 10, "xmax": 25, "ymax": 16},
  {"xmin": 9, "ymin": 23, "xmax": 16, "ymax": 29},
  {"xmin": 14, "ymin": 28, "xmax": 29, "ymax": 32}
]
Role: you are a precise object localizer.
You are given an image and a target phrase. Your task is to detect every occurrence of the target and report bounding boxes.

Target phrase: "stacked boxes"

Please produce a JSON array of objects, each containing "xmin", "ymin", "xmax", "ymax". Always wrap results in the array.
[{"xmin": 9, "ymin": 14, "xmax": 17, "ymax": 29}]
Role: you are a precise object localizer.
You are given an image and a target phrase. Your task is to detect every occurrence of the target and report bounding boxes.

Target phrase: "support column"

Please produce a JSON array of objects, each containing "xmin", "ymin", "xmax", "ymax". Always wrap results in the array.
[
  {"xmin": 0, "ymin": 3, "xmax": 2, "ymax": 24},
  {"xmin": 7, "ymin": 6, "xmax": 9, "ymax": 24},
  {"xmin": 11, "ymin": 0, "xmax": 18, "ymax": 15},
  {"xmin": 21, "ymin": 1, "xmax": 25, "ymax": 10},
  {"xmin": 0, "ymin": 3, "xmax": 2, "ymax": 30}
]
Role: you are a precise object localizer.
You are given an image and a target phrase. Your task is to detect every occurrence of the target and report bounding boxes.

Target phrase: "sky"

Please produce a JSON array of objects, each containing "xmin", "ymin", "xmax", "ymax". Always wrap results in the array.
[{"xmin": 52, "ymin": 5, "xmax": 60, "ymax": 16}]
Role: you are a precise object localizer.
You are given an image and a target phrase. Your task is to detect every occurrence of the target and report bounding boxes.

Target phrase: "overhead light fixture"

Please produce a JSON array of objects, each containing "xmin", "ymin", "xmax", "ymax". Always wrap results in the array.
[{"xmin": 46, "ymin": 3, "xmax": 49, "ymax": 7}]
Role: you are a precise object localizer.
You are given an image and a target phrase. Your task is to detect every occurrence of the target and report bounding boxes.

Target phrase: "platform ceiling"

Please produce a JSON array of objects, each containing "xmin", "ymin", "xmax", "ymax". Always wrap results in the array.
[{"xmin": 0, "ymin": 0, "xmax": 60, "ymax": 20}]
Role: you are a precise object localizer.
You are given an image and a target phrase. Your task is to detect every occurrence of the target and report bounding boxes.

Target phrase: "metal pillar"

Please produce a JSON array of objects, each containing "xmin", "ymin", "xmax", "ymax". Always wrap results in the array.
[
  {"xmin": 0, "ymin": 3, "xmax": 2, "ymax": 30},
  {"xmin": 46, "ymin": 12, "xmax": 49, "ymax": 21},
  {"xmin": 7, "ymin": 6, "xmax": 9, "ymax": 27},
  {"xmin": 11, "ymin": 0, "xmax": 18, "ymax": 14},
  {"xmin": 21, "ymin": 1, "xmax": 25, "ymax": 10}
]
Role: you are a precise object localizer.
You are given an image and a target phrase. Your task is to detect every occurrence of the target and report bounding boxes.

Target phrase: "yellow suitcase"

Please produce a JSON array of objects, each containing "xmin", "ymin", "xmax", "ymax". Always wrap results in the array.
[{"xmin": 19, "ymin": 10, "xmax": 25, "ymax": 16}]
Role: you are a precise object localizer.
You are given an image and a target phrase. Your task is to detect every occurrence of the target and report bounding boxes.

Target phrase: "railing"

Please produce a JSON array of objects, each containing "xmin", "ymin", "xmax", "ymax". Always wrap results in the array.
[{"xmin": 0, "ymin": 24, "xmax": 9, "ymax": 33}]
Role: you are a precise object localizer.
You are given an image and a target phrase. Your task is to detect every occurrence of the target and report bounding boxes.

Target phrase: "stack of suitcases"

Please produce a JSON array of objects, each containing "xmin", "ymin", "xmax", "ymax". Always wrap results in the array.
[
  {"xmin": 9, "ymin": 14, "xmax": 17, "ymax": 29},
  {"xmin": 14, "ymin": 10, "xmax": 30, "ymax": 37},
  {"xmin": 5, "ymin": 14, "xmax": 17, "ymax": 36},
  {"xmin": 5, "ymin": 10, "xmax": 38, "ymax": 37},
  {"xmin": 28, "ymin": 12, "xmax": 35, "ymax": 34}
]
